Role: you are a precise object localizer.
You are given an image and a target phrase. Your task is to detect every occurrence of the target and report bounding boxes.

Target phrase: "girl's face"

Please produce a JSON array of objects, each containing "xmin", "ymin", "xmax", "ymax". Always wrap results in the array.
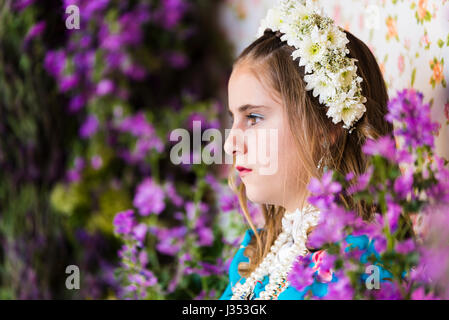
[{"xmin": 224, "ymin": 63, "xmax": 301, "ymax": 212}]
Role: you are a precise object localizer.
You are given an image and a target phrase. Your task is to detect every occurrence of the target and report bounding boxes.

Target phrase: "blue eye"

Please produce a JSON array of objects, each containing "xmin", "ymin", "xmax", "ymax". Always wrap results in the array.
[{"xmin": 246, "ymin": 113, "xmax": 264, "ymax": 126}]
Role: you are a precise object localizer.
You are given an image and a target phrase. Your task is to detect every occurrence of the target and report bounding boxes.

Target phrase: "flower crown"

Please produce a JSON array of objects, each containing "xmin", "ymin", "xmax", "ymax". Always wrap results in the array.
[{"xmin": 257, "ymin": 0, "xmax": 367, "ymax": 131}]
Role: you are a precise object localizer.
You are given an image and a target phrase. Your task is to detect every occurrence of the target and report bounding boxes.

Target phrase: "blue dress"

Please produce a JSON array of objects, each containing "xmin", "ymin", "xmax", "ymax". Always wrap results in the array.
[{"xmin": 219, "ymin": 229, "xmax": 394, "ymax": 300}]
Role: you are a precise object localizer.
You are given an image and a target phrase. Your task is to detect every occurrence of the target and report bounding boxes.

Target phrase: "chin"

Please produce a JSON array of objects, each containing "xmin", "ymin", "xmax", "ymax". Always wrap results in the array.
[{"xmin": 244, "ymin": 184, "xmax": 268, "ymax": 205}]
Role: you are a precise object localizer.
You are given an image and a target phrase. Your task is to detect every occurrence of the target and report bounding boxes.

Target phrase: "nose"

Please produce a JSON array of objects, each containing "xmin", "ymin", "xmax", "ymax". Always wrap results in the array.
[{"xmin": 224, "ymin": 127, "xmax": 246, "ymax": 157}]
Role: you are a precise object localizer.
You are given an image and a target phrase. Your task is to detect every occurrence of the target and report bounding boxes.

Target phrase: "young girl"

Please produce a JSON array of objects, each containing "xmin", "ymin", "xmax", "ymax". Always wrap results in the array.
[{"xmin": 220, "ymin": 0, "xmax": 396, "ymax": 300}]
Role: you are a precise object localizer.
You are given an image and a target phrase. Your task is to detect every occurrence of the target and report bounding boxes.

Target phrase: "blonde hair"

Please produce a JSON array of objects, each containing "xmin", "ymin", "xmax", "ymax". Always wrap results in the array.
[{"xmin": 229, "ymin": 29, "xmax": 394, "ymax": 278}]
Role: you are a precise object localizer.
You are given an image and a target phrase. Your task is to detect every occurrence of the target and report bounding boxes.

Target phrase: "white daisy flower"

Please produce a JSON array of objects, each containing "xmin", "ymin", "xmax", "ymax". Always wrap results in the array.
[
  {"xmin": 304, "ymin": 70, "xmax": 336, "ymax": 104},
  {"xmin": 296, "ymin": 36, "xmax": 325, "ymax": 70},
  {"xmin": 330, "ymin": 65, "xmax": 357, "ymax": 89}
]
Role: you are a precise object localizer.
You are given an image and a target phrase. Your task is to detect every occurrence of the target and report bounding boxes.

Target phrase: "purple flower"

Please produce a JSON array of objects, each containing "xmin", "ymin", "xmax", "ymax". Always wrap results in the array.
[
  {"xmin": 96, "ymin": 79, "xmax": 115, "ymax": 96},
  {"xmin": 288, "ymin": 256, "xmax": 315, "ymax": 292},
  {"xmin": 185, "ymin": 201, "xmax": 208, "ymax": 220},
  {"xmin": 66, "ymin": 157, "xmax": 85, "ymax": 182},
  {"xmin": 118, "ymin": 12, "xmax": 148, "ymax": 46},
  {"xmin": 307, "ymin": 171, "xmax": 342, "ymax": 210},
  {"xmin": 59, "ymin": 74, "xmax": 79, "ymax": 92},
  {"xmin": 24, "ymin": 21, "xmax": 46, "ymax": 44},
  {"xmin": 105, "ymin": 51, "xmax": 126, "ymax": 69},
  {"xmin": 164, "ymin": 51, "xmax": 189, "ymax": 69},
  {"xmin": 395, "ymin": 238, "xmax": 416, "ymax": 254},
  {"xmin": 73, "ymin": 51, "xmax": 95, "ymax": 72},
  {"xmin": 164, "ymin": 181, "xmax": 184, "ymax": 206},
  {"xmin": 386, "ymin": 198, "xmax": 401, "ymax": 233},
  {"xmin": 411, "ymin": 287, "xmax": 439, "ymax": 300},
  {"xmin": 79, "ymin": 115, "xmax": 99, "ymax": 138},
  {"xmin": 197, "ymin": 260, "xmax": 225, "ymax": 276},
  {"xmin": 127, "ymin": 268, "xmax": 158, "ymax": 297},
  {"xmin": 307, "ymin": 206, "xmax": 351, "ymax": 248},
  {"xmin": 372, "ymin": 235, "xmax": 387, "ymax": 254},
  {"xmin": 320, "ymin": 270, "xmax": 354, "ymax": 300},
  {"xmin": 113, "ymin": 210, "xmax": 135, "ymax": 235},
  {"xmin": 13, "ymin": 0, "xmax": 36, "ymax": 11},
  {"xmin": 132, "ymin": 223, "xmax": 147, "ymax": 246},
  {"xmin": 427, "ymin": 156, "xmax": 449, "ymax": 204},
  {"xmin": 394, "ymin": 168, "xmax": 413, "ymax": 200},
  {"xmin": 386, "ymin": 89, "xmax": 439, "ymax": 149},
  {"xmin": 153, "ymin": 0, "xmax": 189, "ymax": 29},
  {"xmin": 362, "ymin": 136, "xmax": 397, "ymax": 162},
  {"xmin": 151, "ymin": 226, "xmax": 187, "ymax": 256},
  {"xmin": 133, "ymin": 178, "xmax": 166, "ymax": 216},
  {"xmin": 68, "ymin": 95, "xmax": 86, "ymax": 112},
  {"xmin": 138, "ymin": 251, "xmax": 148, "ymax": 267},
  {"xmin": 347, "ymin": 166, "xmax": 374, "ymax": 195},
  {"xmin": 345, "ymin": 172, "xmax": 355, "ymax": 181},
  {"xmin": 91, "ymin": 155, "xmax": 103, "ymax": 170},
  {"xmin": 123, "ymin": 63, "xmax": 147, "ymax": 80},
  {"xmin": 219, "ymin": 193, "xmax": 239, "ymax": 212},
  {"xmin": 44, "ymin": 50, "xmax": 66, "ymax": 77},
  {"xmin": 204, "ymin": 173, "xmax": 221, "ymax": 193},
  {"xmin": 83, "ymin": 0, "xmax": 110, "ymax": 18},
  {"xmin": 416, "ymin": 204, "xmax": 449, "ymax": 293},
  {"xmin": 118, "ymin": 112, "xmax": 154, "ymax": 137},
  {"xmin": 369, "ymin": 281, "xmax": 403, "ymax": 300},
  {"xmin": 197, "ymin": 226, "xmax": 213, "ymax": 246}
]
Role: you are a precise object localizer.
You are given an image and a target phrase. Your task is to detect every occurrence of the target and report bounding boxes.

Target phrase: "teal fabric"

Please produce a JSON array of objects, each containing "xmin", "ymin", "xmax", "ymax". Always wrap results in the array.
[{"xmin": 219, "ymin": 229, "xmax": 393, "ymax": 300}]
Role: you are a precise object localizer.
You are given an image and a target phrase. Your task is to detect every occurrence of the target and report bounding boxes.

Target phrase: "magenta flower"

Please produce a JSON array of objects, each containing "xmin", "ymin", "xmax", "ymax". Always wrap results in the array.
[
  {"xmin": 132, "ymin": 223, "xmax": 147, "ymax": 246},
  {"xmin": 118, "ymin": 112, "xmax": 154, "ymax": 137},
  {"xmin": 133, "ymin": 178, "xmax": 166, "ymax": 216},
  {"xmin": 151, "ymin": 226, "xmax": 187, "ymax": 256},
  {"xmin": 164, "ymin": 51, "xmax": 189, "ymax": 69},
  {"xmin": 347, "ymin": 166, "xmax": 374, "ymax": 195},
  {"xmin": 44, "ymin": 50, "xmax": 66, "ymax": 77},
  {"xmin": 164, "ymin": 181, "xmax": 184, "ymax": 207},
  {"xmin": 13, "ymin": 0, "xmax": 36, "ymax": 11},
  {"xmin": 386, "ymin": 89, "xmax": 439, "ymax": 149},
  {"xmin": 372, "ymin": 235, "xmax": 387, "ymax": 254},
  {"xmin": 59, "ymin": 74, "xmax": 79, "ymax": 92},
  {"xmin": 113, "ymin": 209, "xmax": 135, "ymax": 236},
  {"xmin": 369, "ymin": 281, "xmax": 403, "ymax": 300},
  {"xmin": 307, "ymin": 171, "xmax": 342, "ymax": 210},
  {"xmin": 394, "ymin": 169, "xmax": 413, "ymax": 200},
  {"xmin": 220, "ymin": 193, "xmax": 240, "ymax": 212},
  {"xmin": 386, "ymin": 198, "xmax": 401, "ymax": 233},
  {"xmin": 320, "ymin": 270, "xmax": 354, "ymax": 300},
  {"xmin": 395, "ymin": 238, "xmax": 416, "ymax": 254},
  {"xmin": 90, "ymin": 155, "xmax": 103, "ymax": 170},
  {"xmin": 307, "ymin": 206, "xmax": 352, "ymax": 248},
  {"xmin": 411, "ymin": 287, "xmax": 439, "ymax": 300},
  {"xmin": 96, "ymin": 79, "xmax": 115, "ymax": 96},
  {"xmin": 288, "ymin": 256, "xmax": 315, "ymax": 292},
  {"xmin": 362, "ymin": 136, "xmax": 397, "ymax": 162},
  {"xmin": 197, "ymin": 260, "xmax": 225, "ymax": 276},
  {"xmin": 427, "ymin": 156, "xmax": 449, "ymax": 204},
  {"xmin": 68, "ymin": 95, "xmax": 86, "ymax": 112},
  {"xmin": 79, "ymin": 115, "xmax": 99, "ymax": 138},
  {"xmin": 153, "ymin": 0, "xmax": 189, "ymax": 29},
  {"xmin": 24, "ymin": 21, "xmax": 46, "ymax": 44}
]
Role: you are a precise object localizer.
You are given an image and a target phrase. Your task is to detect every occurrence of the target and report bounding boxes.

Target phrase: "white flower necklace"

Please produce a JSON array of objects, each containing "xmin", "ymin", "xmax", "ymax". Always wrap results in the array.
[{"xmin": 231, "ymin": 205, "xmax": 320, "ymax": 300}]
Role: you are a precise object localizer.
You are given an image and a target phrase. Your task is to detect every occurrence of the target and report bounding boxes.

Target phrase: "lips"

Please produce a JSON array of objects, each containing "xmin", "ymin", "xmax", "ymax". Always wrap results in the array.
[{"xmin": 236, "ymin": 165, "xmax": 252, "ymax": 177}]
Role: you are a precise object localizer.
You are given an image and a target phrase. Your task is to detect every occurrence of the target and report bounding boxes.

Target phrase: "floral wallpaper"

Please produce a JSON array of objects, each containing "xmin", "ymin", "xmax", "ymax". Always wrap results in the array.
[{"xmin": 219, "ymin": 0, "xmax": 449, "ymax": 159}]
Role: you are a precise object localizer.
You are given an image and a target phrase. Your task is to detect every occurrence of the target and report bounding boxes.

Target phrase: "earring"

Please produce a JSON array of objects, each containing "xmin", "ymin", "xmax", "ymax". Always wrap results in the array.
[
  {"xmin": 317, "ymin": 141, "xmax": 330, "ymax": 172},
  {"xmin": 317, "ymin": 156, "xmax": 324, "ymax": 169}
]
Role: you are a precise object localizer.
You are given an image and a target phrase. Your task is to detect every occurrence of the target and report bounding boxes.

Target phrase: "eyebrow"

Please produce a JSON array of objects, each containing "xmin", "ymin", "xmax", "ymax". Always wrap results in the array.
[{"xmin": 228, "ymin": 104, "xmax": 269, "ymax": 117}]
